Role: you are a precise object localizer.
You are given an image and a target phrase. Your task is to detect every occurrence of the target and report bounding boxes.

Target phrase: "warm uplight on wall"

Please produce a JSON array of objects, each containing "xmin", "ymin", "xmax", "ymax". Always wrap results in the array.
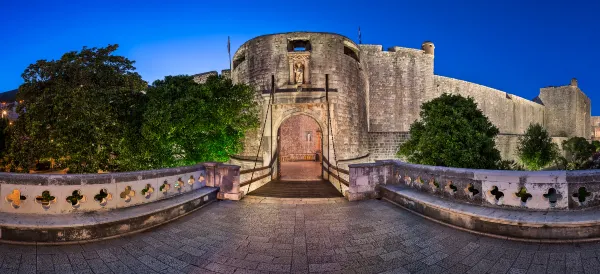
[{"xmin": 2, "ymin": 110, "xmax": 6, "ymax": 119}]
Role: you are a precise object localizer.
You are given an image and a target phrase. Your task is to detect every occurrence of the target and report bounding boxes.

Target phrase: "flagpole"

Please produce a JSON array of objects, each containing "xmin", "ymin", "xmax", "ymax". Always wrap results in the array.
[
  {"xmin": 228, "ymin": 36, "xmax": 232, "ymax": 72},
  {"xmin": 358, "ymin": 27, "xmax": 362, "ymax": 44}
]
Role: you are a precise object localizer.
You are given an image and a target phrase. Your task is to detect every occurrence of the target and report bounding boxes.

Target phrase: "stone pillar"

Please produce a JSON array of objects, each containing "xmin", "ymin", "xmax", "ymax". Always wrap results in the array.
[
  {"xmin": 203, "ymin": 163, "xmax": 242, "ymax": 200},
  {"xmin": 348, "ymin": 162, "xmax": 391, "ymax": 201},
  {"xmin": 203, "ymin": 162, "xmax": 219, "ymax": 187},
  {"xmin": 288, "ymin": 61, "xmax": 294, "ymax": 84},
  {"xmin": 303, "ymin": 58, "xmax": 310, "ymax": 84},
  {"xmin": 215, "ymin": 164, "xmax": 243, "ymax": 201}
]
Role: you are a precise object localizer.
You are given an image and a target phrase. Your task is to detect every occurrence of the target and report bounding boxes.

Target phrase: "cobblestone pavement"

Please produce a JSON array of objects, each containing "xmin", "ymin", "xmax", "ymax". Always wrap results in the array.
[{"xmin": 2, "ymin": 198, "xmax": 599, "ymax": 274}]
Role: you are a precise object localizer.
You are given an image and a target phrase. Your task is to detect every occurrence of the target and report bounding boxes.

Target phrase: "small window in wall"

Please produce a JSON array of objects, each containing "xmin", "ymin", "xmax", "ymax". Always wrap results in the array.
[
  {"xmin": 344, "ymin": 46, "xmax": 359, "ymax": 62},
  {"xmin": 288, "ymin": 40, "xmax": 311, "ymax": 52},
  {"xmin": 232, "ymin": 54, "xmax": 245, "ymax": 70}
]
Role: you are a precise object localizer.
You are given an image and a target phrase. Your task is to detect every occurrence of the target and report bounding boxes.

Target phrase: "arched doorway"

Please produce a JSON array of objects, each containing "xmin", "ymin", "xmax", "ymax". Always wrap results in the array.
[
  {"xmin": 277, "ymin": 114, "xmax": 322, "ymax": 180},
  {"xmin": 247, "ymin": 112, "xmax": 342, "ymax": 198}
]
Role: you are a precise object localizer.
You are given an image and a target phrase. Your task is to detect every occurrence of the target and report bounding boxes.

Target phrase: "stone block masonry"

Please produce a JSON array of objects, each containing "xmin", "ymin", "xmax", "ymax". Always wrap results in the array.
[
  {"xmin": 368, "ymin": 132, "xmax": 410, "ymax": 161},
  {"xmin": 206, "ymin": 31, "xmax": 594, "ymax": 166},
  {"xmin": 591, "ymin": 116, "xmax": 600, "ymax": 140}
]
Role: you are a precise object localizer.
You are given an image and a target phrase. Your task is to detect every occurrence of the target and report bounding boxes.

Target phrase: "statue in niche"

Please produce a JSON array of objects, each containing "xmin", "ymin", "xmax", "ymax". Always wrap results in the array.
[{"xmin": 294, "ymin": 62, "xmax": 304, "ymax": 84}]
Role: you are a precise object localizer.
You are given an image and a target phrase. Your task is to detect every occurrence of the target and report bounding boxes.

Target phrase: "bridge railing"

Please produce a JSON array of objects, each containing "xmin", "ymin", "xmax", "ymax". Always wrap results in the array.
[
  {"xmin": 322, "ymin": 156, "xmax": 349, "ymax": 196},
  {"xmin": 239, "ymin": 150, "xmax": 278, "ymax": 195}
]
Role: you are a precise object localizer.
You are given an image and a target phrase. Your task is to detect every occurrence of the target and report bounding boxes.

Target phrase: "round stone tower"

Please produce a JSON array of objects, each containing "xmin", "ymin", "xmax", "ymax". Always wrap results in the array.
[
  {"xmin": 231, "ymin": 32, "xmax": 369, "ymax": 165},
  {"xmin": 422, "ymin": 41, "xmax": 435, "ymax": 55}
]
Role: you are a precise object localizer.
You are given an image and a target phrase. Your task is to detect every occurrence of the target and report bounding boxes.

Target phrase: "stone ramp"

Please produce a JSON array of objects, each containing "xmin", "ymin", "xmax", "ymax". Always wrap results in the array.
[{"xmin": 247, "ymin": 179, "xmax": 343, "ymax": 198}]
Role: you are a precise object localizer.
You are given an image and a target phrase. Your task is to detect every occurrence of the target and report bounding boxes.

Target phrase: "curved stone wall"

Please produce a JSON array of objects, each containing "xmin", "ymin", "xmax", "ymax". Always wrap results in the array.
[
  {"xmin": 231, "ymin": 32, "xmax": 369, "ymax": 161},
  {"xmin": 0, "ymin": 165, "xmax": 208, "ymax": 214},
  {"xmin": 0, "ymin": 163, "xmax": 243, "ymax": 243},
  {"xmin": 351, "ymin": 160, "xmax": 600, "ymax": 210},
  {"xmin": 350, "ymin": 160, "xmax": 600, "ymax": 240}
]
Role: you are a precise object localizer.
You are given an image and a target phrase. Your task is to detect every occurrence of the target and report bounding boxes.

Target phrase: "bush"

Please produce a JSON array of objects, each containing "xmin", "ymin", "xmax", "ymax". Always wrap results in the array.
[
  {"xmin": 397, "ymin": 93, "xmax": 501, "ymax": 169},
  {"xmin": 516, "ymin": 124, "xmax": 558, "ymax": 170},
  {"xmin": 560, "ymin": 137, "xmax": 596, "ymax": 170},
  {"xmin": 496, "ymin": 160, "xmax": 524, "ymax": 171},
  {"xmin": 592, "ymin": 140, "xmax": 600, "ymax": 152}
]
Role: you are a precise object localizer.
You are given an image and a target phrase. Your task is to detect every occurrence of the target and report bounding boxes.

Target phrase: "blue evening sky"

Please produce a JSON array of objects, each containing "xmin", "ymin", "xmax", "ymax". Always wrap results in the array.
[{"xmin": 1, "ymin": 0, "xmax": 599, "ymax": 114}]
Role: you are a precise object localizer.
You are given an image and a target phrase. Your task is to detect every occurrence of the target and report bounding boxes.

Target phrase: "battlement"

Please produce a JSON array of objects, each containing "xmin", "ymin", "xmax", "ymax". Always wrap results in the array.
[
  {"xmin": 358, "ymin": 44, "xmax": 426, "ymax": 55},
  {"xmin": 192, "ymin": 70, "xmax": 230, "ymax": 84}
]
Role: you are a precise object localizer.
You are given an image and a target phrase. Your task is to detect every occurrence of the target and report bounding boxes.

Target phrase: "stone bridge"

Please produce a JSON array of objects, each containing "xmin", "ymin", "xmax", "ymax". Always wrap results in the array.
[{"xmin": 0, "ymin": 160, "xmax": 600, "ymax": 273}]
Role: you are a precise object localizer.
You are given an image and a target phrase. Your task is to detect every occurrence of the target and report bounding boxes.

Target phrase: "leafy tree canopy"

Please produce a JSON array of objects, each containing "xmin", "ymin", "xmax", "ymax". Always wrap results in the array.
[
  {"xmin": 397, "ymin": 93, "xmax": 501, "ymax": 169},
  {"xmin": 138, "ymin": 75, "xmax": 259, "ymax": 168},
  {"xmin": 516, "ymin": 123, "xmax": 558, "ymax": 170},
  {"xmin": 560, "ymin": 137, "xmax": 596, "ymax": 170},
  {"xmin": 592, "ymin": 140, "xmax": 600, "ymax": 152},
  {"xmin": 10, "ymin": 45, "xmax": 147, "ymax": 173}
]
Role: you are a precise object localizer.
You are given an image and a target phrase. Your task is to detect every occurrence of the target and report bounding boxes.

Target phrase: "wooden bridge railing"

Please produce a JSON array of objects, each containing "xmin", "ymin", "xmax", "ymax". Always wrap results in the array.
[
  {"xmin": 239, "ymin": 150, "xmax": 278, "ymax": 187},
  {"xmin": 322, "ymin": 156, "xmax": 349, "ymax": 187}
]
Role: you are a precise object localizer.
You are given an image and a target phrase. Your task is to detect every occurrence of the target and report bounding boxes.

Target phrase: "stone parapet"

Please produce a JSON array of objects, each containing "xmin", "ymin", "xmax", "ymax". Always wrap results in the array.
[
  {"xmin": 0, "ymin": 162, "xmax": 241, "ymax": 215},
  {"xmin": 381, "ymin": 185, "xmax": 600, "ymax": 241},
  {"xmin": 0, "ymin": 187, "xmax": 217, "ymax": 243},
  {"xmin": 0, "ymin": 162, "xmax": 244, "ymax": 243},
  {"xmin": 350, "ymin": 160, "xmax": 600, "ymax": 211}
]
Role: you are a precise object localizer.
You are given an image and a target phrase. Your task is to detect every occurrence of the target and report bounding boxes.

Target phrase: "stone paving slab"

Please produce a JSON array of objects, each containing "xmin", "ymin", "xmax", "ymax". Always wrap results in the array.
[{"xmin": 0, "ymin": 199, "xmax": 597, "ymax": 273}]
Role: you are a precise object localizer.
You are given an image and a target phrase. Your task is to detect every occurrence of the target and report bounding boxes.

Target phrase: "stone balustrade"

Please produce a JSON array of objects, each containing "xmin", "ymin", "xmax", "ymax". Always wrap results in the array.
[
  {"xmin": 0, "ymin": 162, "xmax": 241, "ymax": 214},
  {"xmin": 349, "ymin": 160, "xmax": 600, "ymax": 210},
  {"xmin": 349, "ymin": 160, "xmax": 600, "ymax": 240},
  {"xmin": 0, "ymin": 162, "xmax": 242, "ymax": 243}
]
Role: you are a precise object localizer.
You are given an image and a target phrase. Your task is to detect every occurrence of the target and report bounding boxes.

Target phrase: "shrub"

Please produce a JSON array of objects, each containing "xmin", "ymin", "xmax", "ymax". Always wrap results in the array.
[
  {"xmin": 398, "ymin": 93, "xmax": 501, "ymax": 169},
  {"xmin": 516, "ymin": 124, "xmax": 558, "ymax": 170},
  {"xmin": 561, "ymin": 137, "xmax": 596, "ymax": 170}
]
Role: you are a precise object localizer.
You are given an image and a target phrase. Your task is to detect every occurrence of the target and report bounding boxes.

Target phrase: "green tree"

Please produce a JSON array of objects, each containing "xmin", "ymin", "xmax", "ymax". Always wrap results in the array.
[
  {"xmin": 560, "ymin": 137, "xmax": 595, "ymax": 170},
  {"xmin": 592, "ymin": 140, "xmax": 600, "ymax": 152},
  {"xmin": 516, "ymin": 123, "xmax": 558, "ymax": 170},
  {"xmin": 10, "ymin": 45, "xmax": 147, "ymax": 173},
  {"xmin": 139, "ymin": 75, "xmax": 259, "ymax": 168},
  {"xmin": 397, "ymin": 93, "xmax": 501, "ymax": 169},
  {"xmin": 0, "ymin": 118, "xmax": 9, "ymax": 155}
]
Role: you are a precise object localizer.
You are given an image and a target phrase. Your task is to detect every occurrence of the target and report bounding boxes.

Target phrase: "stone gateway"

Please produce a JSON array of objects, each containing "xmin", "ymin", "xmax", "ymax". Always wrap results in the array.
[{"xmin": 195, "ymin": 32, "xmax": 595, "ymax": 170}]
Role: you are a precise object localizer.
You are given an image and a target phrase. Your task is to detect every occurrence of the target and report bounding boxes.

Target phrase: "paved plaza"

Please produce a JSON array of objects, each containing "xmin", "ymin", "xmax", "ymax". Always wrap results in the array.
[{"xmin": 1, "ymin": 198, "xmax": 598, "ymax": 274}]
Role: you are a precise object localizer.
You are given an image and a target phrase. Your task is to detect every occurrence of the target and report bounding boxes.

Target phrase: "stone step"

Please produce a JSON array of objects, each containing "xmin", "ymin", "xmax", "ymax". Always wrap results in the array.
[{"xmin": 248, "ymin": 180, "xmax": 343, "ymax": 198}]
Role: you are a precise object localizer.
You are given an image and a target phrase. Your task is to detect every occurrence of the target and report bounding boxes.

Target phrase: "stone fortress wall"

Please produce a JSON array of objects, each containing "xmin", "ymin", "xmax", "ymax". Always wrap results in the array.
[
  {"xmin": 197, "ymin": 31, "xmax": 593, "ymax": 167},
  {"xmin": 592, "ymin": 116, "xmax": 600, "ymax": 141},
  {"xmin": 228, "ymin": 32, "xmax": 369, "ymax": 169}
]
